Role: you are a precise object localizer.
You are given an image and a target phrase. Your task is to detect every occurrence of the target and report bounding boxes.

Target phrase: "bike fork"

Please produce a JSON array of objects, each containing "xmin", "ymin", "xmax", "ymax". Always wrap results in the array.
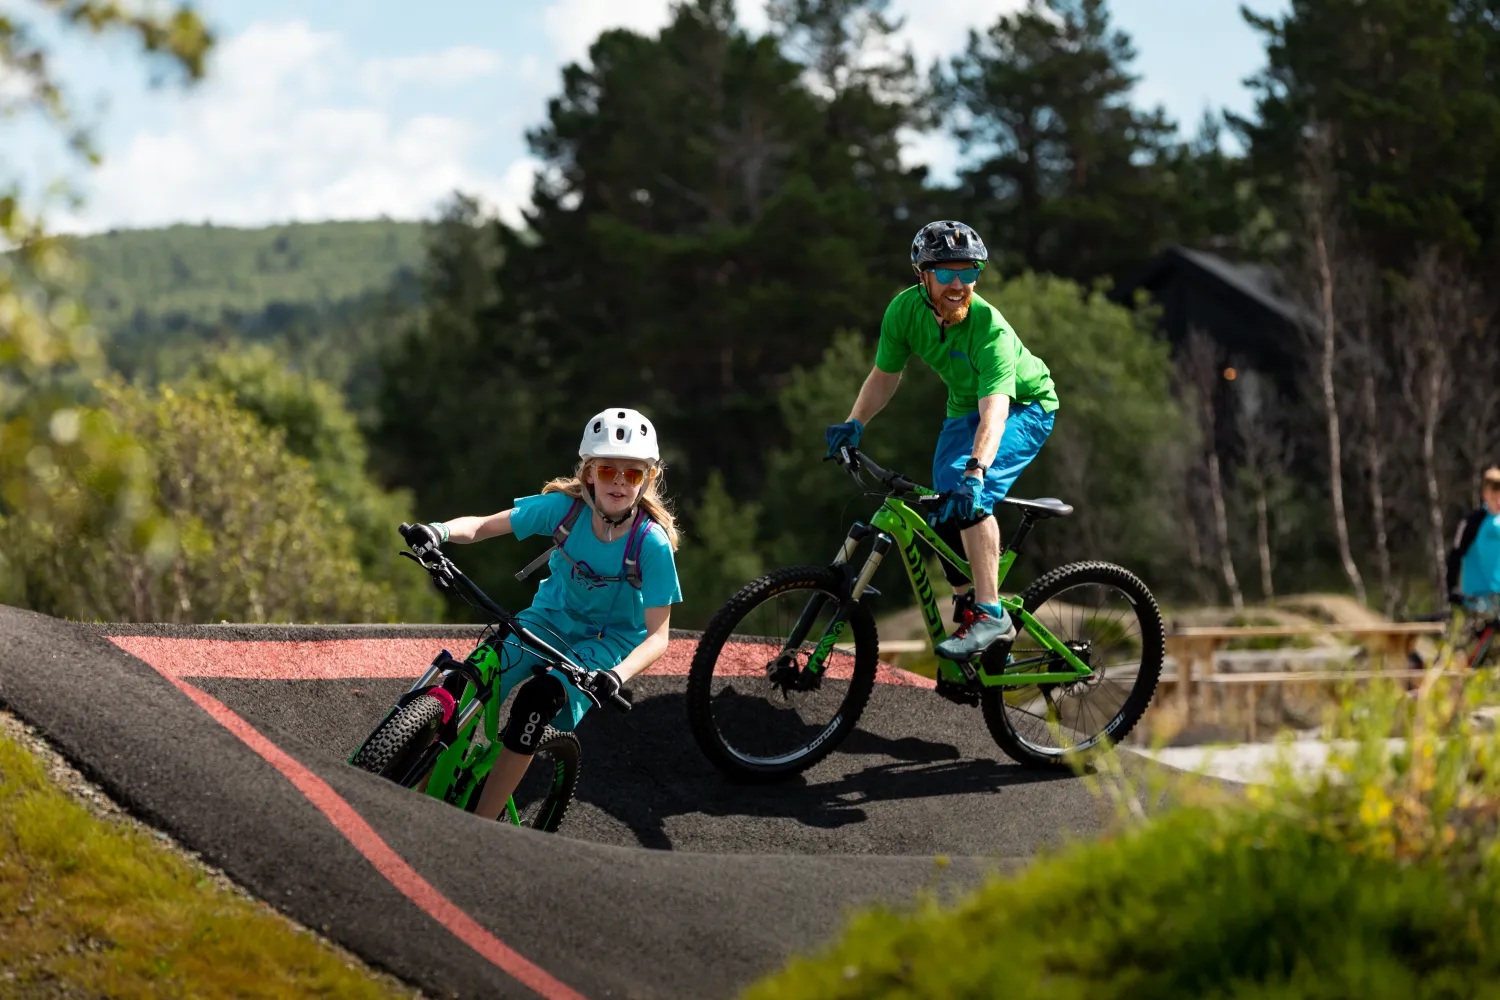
[{"xmin": 783, "ymin": 525, "xmax": 891, "ymax": 678}]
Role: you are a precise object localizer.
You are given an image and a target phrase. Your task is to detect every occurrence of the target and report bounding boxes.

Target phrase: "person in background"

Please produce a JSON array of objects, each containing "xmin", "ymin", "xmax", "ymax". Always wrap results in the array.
[{"xmin": 1447, "ymin": 466, "xmax": 1500, "ymax": 605}]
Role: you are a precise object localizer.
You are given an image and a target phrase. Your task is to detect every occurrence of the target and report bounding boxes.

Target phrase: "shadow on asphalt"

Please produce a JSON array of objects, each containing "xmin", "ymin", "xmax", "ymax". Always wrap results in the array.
[
  {"xmin": 185, "ymin": 671, "xmax": 1105, "ymax": 857},
  {"xmin": 574, "ymin": 685, "xmax": 1077, "ymax": 852}
]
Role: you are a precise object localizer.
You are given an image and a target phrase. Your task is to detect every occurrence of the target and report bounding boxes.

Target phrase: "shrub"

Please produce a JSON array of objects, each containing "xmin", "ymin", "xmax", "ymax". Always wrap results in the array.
[
  {"xmin": 1, "ymin": 381, "xmax": 399, "ymax": 623},
  {"xmin": 746, "ymin": 649, "xmax": 1500, "ymax": 998},
  {"xmin": 187, "ymin": 346, "xmax": 442, "ymax": 621}
]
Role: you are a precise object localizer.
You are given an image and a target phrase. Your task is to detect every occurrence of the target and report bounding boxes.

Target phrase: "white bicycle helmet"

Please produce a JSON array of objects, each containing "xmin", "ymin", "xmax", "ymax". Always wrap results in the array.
[{"xmin": 579, "ymin": 407, "xmax": 660, "ymax": 463}]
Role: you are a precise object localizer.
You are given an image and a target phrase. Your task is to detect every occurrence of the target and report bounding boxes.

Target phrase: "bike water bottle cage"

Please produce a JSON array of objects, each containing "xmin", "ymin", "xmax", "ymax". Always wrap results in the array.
[{"xmin": 514, "ymin": 497, "xmax": 653, "ymax": 589}]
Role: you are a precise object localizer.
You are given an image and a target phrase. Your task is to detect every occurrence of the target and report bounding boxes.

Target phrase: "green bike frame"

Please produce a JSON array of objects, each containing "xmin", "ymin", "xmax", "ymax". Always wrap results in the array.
[
  {"xmin": 805, "ymin": 494, "xmax": 1094, "ymax": 688},
  {"xmin": 352, "ymin": 641, "xmax": 552, "ymax": 824},
  {"xmin": 422, "ymin": 643, "xmax": 506, "ymax": 808}
]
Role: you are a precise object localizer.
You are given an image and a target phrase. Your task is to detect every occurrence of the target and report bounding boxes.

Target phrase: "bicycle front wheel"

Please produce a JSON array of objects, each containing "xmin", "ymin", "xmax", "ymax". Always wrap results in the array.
[
  {"xmin": 982, "ymin": 560, "xmax": 1164, "ymax": 768},
  {"xmin": 686, "ymin": 566, "xmax": 878, "ymax": 782},
  {"xmin": 350, "ymin": 694, "xmax": 446, "ymax": 785}
]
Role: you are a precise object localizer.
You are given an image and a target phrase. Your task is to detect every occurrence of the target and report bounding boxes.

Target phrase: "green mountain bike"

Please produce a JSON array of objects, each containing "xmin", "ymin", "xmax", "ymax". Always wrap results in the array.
[
  {"xmin": 686, "ymin": 448, "xmax": 1164, "ymax": 780},
  {"xmin": 348, "ymin": 523, "xmax": 631, "ymax": 830}
]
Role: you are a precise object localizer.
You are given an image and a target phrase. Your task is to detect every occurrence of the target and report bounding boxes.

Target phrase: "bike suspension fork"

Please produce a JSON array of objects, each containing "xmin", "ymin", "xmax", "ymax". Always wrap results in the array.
[
  {"xmin": 798, "ymin": 528, "xmax": 893, "ymax": 677},
  {"xmin": 849, "ymin": 533, "xmax": 892, "ymax": 601}
]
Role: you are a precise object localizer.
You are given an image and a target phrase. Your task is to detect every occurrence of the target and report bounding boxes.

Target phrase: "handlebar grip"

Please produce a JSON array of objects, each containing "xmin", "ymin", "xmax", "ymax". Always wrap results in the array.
[{"xmin": 610, "ymin": 692, "xmax": 632, "ymax": 712}]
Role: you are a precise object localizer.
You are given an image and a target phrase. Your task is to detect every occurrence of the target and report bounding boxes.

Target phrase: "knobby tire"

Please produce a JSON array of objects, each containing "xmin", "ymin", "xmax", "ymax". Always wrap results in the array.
[
  {"xmin": 350, "ymin": 695, "xmax": 446, "ymax": 784},
  {"xmin": 981, "ymin": 560, "xmax": 1164, "ymax": 768},
  {"xmin": 687, "ymin": 565, "xmax": 879, "ymax": 782}
]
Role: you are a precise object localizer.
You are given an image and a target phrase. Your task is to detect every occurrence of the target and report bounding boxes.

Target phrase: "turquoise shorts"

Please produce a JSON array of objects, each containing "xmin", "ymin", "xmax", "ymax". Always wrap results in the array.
[
  {"xmin": 485, "ymin": 606, "xmax": 635, "ymax": 732},
  {"xmin": 932, "ymin": 400, "xmax": 1056, "ymax": 517}
]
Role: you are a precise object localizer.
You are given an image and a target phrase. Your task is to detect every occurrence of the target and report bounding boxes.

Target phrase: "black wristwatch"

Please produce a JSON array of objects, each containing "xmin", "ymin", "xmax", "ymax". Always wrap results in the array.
[{"xmin": 963, "ymin": 458, "xmax": 988, "ymax": 477}]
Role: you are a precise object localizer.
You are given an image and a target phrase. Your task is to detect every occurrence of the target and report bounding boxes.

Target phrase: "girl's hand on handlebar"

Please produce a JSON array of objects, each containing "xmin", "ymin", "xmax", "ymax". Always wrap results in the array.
[
  {"xmin": 583, "ymin": 667, "xmax": 632, "ymax": 711},
  {"xmin": 591, "ymin": 667, "xmax": 623, "ymax": 702},
  {"xmin": 400, "ymin": 522, "xmax": 444, "ymax": 555}
]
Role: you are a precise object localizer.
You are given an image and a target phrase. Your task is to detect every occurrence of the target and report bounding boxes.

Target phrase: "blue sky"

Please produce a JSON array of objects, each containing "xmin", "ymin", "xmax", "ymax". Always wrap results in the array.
[{"xmin": 5, "ymin": 0, "xmax": 1287, "ymax": 233}]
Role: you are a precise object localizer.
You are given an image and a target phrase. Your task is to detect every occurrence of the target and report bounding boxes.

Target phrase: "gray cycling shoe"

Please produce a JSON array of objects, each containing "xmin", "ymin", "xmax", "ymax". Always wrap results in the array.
[
  {"xmin": 935, "ymin": 606, "xmax": 1016, "ymax": 663},
  {"xmin": 951, "ymin": 590, "xmax": 976, "ymax": 624}
]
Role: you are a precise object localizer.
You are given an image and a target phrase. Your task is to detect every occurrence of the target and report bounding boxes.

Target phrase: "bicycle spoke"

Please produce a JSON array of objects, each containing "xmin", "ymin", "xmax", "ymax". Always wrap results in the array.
[
  {"xmin": 703, "ymin": 583, "xmax": 862, "ymax": 767},
  {"xmin": 999, "ymin": 578, "xmax": 1152, "ymax": 756}
]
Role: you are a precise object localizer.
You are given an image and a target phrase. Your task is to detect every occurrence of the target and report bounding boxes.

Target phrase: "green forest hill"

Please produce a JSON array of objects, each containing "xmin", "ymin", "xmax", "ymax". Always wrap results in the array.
[
  {"xmin": 71, "ymin": 219, "xmax": 424, "ymax": 331},
  {"xmin": 66, "ymin": 220, "xmax": 425, "ymax": 395}
]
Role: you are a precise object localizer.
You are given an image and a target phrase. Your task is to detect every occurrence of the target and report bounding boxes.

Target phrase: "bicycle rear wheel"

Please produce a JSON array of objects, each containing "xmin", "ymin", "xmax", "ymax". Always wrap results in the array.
[
  {"xmin": 686, "ymin": 566, "xmax": 878, "ymax": 782},
  {"xmin": 469, "ymin": 728, "xmax": 580, "ymax": 832},
  {"xmin": 981, "ymin": 560, "xmax": 1163, "ymax": 768}
]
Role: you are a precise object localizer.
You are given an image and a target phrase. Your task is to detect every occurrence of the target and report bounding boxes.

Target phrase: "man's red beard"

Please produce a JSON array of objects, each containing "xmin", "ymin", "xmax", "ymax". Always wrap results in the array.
[{"xmin": 933, "ymin": 288, "xmax": 972, "ymax": 325}]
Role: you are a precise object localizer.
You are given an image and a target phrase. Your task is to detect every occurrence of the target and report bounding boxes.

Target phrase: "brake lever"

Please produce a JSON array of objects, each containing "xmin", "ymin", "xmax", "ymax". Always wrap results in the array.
[
  {"xmin": 399, "ymin": 547, "xmax": 456, "ymax": 588},
  {"xmin": 836, "ymin": 446, "xmax": 872, "ymax": 487}
]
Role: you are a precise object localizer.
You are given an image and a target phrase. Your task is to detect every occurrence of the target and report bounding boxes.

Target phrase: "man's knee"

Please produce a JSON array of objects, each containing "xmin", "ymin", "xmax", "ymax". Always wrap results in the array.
[{"xmin": 500, "ymin": 674, "xmax": 568, "ymax": 754}]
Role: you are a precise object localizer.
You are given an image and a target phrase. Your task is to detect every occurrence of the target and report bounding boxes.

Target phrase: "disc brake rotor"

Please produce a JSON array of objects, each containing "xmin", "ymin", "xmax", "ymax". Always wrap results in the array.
[
  {"xmin": 766, "ymin": 651, "xmax": 823, "ymax": 693},
  {"xmin": 1059, "ymin": 640, "xmax": 1099, "ymax": 697}
]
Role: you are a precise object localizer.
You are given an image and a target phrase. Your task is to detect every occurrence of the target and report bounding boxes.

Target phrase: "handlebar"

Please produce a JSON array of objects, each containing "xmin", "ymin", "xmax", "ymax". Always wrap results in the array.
[
  {"xmin": 830, "ymin": 447, "xmax": 943, "ymax": 507},
  {"xmin": 396, "ymin": 523, "xmax": 632, "ymax": 712}
]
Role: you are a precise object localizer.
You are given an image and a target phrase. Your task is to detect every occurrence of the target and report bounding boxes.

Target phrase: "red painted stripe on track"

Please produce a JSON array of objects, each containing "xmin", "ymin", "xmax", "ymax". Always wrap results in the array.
[
  {"xmin": 110, "ymin": 635, "xmax": 935, "ymax": 688},
  {"xmin": 108, "ymin": 636, "xmax": 479, "ymax": 680},
  {"xmin": 109, "ymin": 637, "xmax": 586, "ymax": 1000}
]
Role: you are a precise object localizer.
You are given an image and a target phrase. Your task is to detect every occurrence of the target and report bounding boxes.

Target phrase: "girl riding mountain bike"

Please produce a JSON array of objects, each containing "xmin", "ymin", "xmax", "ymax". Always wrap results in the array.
[{"xmin": 403, "ymin": 407, "xmax": 681, "ymax": 820}]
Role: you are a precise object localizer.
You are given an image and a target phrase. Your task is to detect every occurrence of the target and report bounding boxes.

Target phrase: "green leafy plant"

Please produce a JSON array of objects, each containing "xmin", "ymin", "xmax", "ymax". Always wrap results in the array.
[
  {"xmin": 3, "ymin": 381, "xmax": 399, "ymax": 623},
  {"xmin": 745, "ymin": 642, "xmax": 1500, "ymax": 998}
]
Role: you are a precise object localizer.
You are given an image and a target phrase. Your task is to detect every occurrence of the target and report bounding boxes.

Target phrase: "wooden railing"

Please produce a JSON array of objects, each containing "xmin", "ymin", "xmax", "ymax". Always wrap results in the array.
[
  {"xmin": 855, "ymin": 624, "xmax": 1450, "ymax": 734},
  {"xmin": 1163, "ymin": 623, "xmax": 1446, "ymax": 699},
  {"xmin": 1161, "ymin": 623, "xmax": 1449, "ymax": 739}
]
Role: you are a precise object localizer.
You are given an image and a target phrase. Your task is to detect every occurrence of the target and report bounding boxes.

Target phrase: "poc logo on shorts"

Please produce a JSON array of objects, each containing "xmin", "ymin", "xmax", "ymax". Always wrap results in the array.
[{"xmin": 520, "ymin": 711, "xmax": 543, "ymax": 748}]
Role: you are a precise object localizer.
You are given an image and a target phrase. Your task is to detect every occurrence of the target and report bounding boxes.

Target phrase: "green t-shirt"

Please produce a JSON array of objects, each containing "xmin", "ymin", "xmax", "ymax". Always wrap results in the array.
[{"xmin": 874, "ymin": 285, "xmax": 1059, "ymax": 418}]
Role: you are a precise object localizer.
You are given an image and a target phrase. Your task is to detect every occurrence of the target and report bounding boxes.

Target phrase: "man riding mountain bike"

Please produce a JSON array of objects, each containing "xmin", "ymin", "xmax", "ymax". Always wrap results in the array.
[{"xmin": 825, "ymin": 220, "xmax": 1059, "ymax": 696}]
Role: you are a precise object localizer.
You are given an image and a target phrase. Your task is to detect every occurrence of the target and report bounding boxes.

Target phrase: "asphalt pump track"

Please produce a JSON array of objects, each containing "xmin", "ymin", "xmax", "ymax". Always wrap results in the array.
[{"xmin": 0, "ymin": 605, "xmax": 1121, "ymax": 999}]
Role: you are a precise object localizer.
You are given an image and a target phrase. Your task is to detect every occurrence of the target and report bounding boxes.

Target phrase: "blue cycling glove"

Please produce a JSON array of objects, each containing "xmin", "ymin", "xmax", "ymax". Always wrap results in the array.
[
  {"xmin": 940, "ymin": 475, "xmax": 987, "ymax": 523},
  {"xmin": 825, "ymin": 418, "xmax": 864, "ymax": 457}
]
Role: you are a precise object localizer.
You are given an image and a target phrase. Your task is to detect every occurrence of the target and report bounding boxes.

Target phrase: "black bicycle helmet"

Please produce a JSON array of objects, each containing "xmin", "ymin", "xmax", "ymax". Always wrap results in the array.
[{"xmin": 910, "ymin": 220, "xmax": 989, "ymax": 274}]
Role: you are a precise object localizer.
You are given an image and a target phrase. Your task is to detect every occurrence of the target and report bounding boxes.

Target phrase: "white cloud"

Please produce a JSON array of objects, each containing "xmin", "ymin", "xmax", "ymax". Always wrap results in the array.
[
  {"xmin": 542, "ymin": 0, "xmax": 678, "ymax": 67},
  {"xmin": 56, "ymin": 2, "xmax": 1029, "ymax": 232},
  {"xmin": 541, "ymin": 0, "xmax": 771, "ymax": 67},
  {"xmin": 888, "ymin": 0, "xmax": 1028, "ymax": 68},
  {"xmin": 486, "ymin": 156, "xmax": 544, "ymax": 229},
  {"xmin": 362, "ymin": 46, "xmax": 503, "ymax": 96},
  {"xmin": 61, "ymin": 21, "xmax": 522, "ymax": 232}
]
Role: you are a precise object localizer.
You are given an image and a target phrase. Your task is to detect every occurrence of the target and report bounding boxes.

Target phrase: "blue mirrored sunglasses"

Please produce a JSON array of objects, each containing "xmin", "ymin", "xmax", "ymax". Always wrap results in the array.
[{"xmin": 927, "ymin": 265, "xmax": 982, "ymax": 284}]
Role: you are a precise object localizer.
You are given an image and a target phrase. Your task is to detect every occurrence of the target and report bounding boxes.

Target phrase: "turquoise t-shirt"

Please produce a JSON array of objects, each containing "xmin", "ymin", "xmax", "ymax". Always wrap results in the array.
[
  {"xmin": 511, "ymin": 492, "xmax": 681, "ymax": 642},
  {"xmin": 1461, "ymin": 511, "xmax": 1500, "ymax": 597}
]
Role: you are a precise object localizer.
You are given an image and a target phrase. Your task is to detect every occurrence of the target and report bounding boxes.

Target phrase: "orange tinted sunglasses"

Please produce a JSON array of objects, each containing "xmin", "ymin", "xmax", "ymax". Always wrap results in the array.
[{"xmin": 594, "ymin": 464, "xmax": 648, "ymax": 487}]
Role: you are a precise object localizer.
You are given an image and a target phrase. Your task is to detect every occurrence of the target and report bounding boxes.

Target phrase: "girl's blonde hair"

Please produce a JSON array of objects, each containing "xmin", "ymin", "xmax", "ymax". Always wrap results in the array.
[{"xmin": 541, "ymin": 459, "xmax": 680, "ymax": 550}]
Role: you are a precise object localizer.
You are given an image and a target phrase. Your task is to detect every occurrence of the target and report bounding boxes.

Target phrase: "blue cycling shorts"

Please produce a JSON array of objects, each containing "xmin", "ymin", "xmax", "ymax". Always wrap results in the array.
[
  {"xmin": 932, "ymin": 401, "xmax": 1055, "ymax": 518},
  {"xmin": 484, "ymin": 606, "xmax": 634, "ymax": 732}
]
